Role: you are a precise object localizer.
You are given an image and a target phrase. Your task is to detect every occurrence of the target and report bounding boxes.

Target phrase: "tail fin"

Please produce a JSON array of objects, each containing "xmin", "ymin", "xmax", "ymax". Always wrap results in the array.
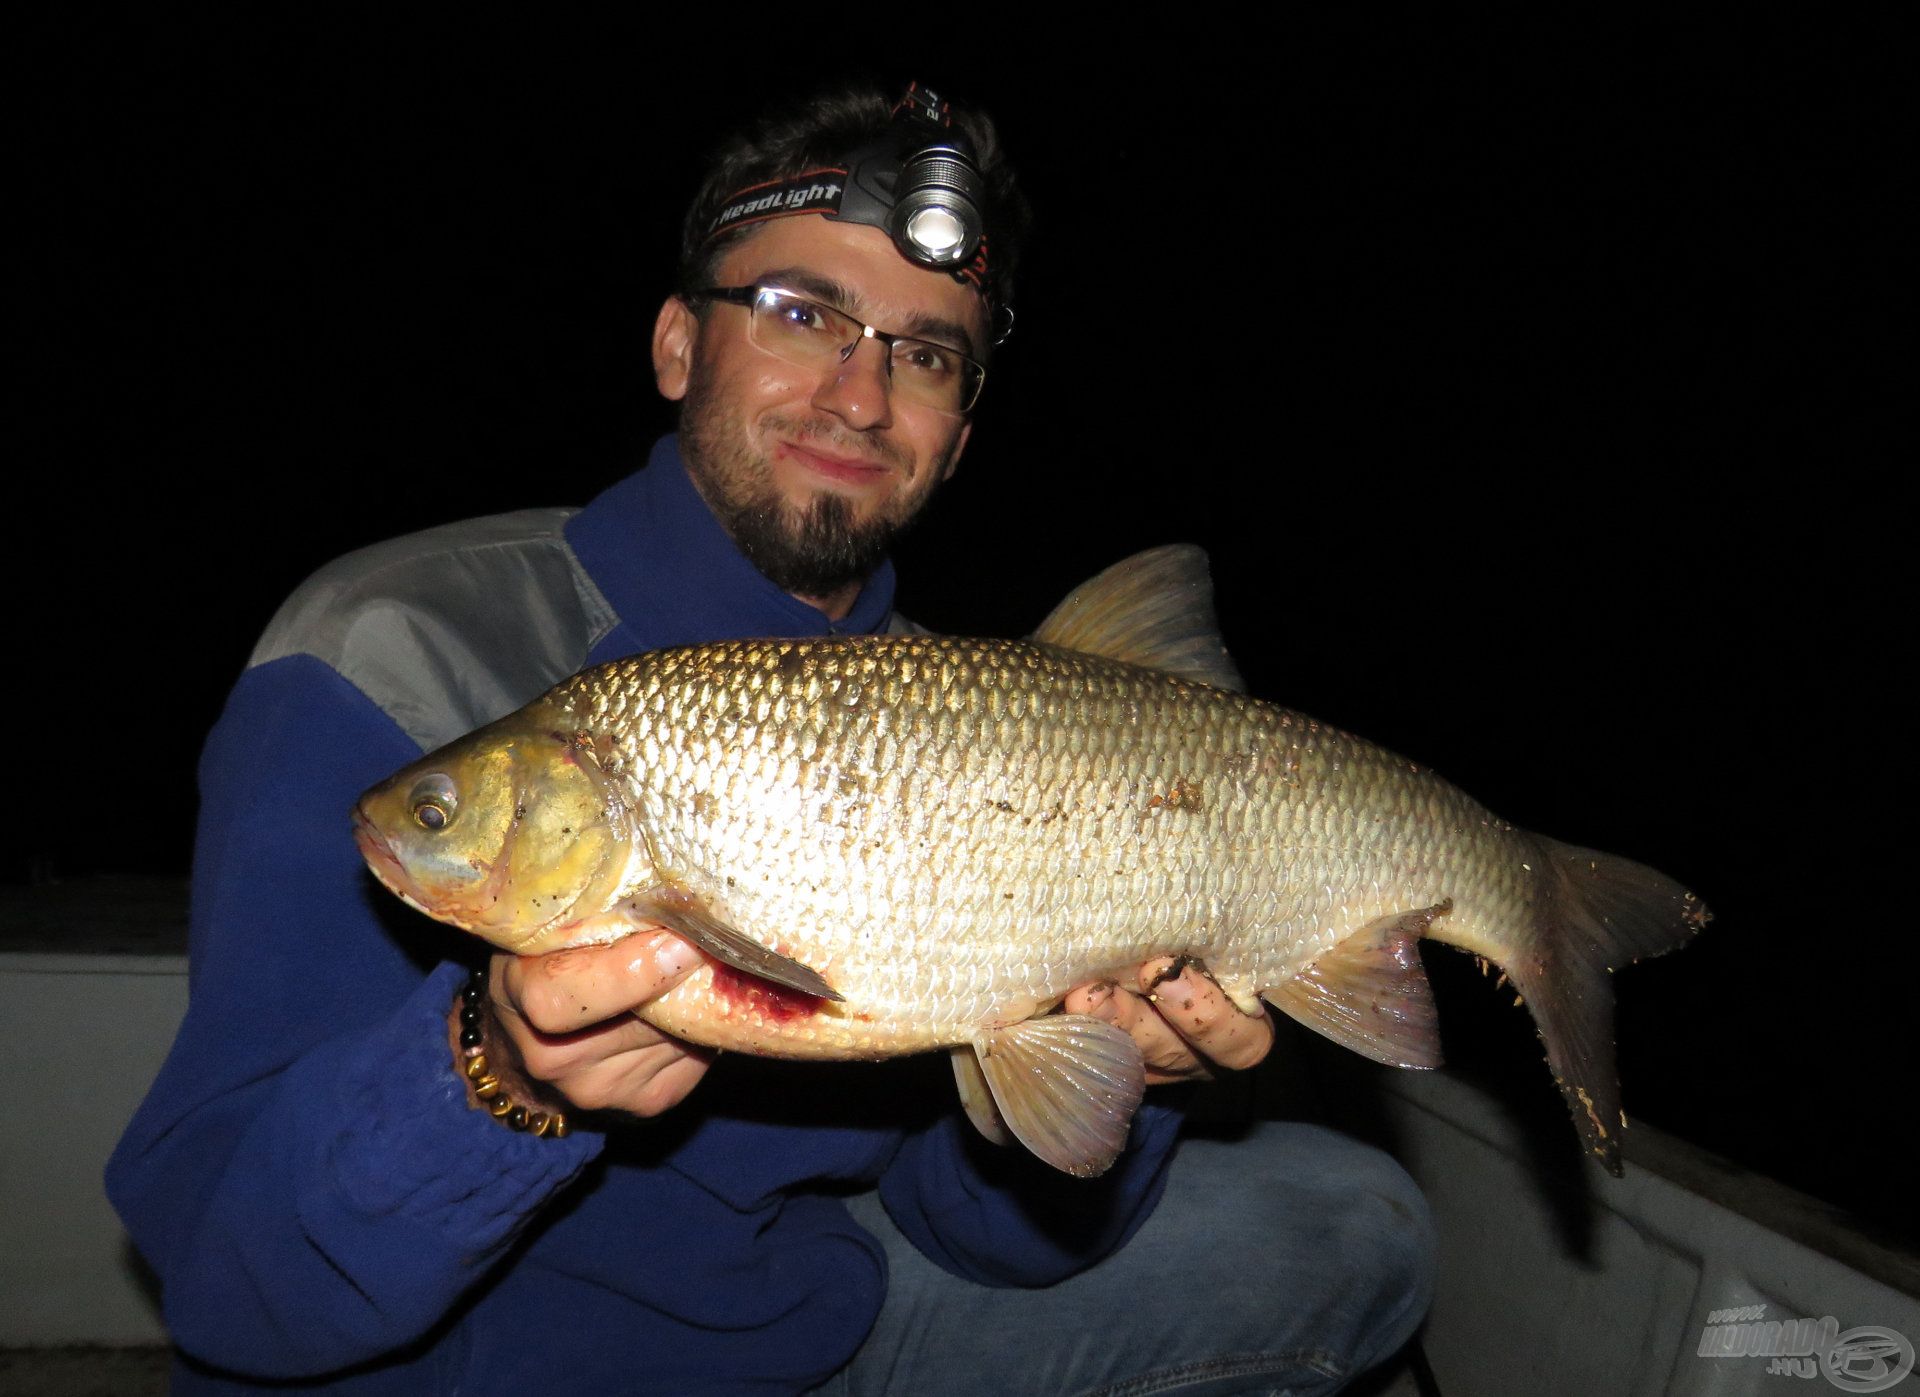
[{"xmin": 1502, "ymin": 835, "xmax": 1711, "ymax": 1175}]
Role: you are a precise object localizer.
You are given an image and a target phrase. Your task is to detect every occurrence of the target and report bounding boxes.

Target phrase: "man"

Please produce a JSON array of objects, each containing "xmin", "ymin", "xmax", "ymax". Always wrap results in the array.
[{"xmin": 109, "ymin": 84, "xmax": 1433, "ymax": 1394}]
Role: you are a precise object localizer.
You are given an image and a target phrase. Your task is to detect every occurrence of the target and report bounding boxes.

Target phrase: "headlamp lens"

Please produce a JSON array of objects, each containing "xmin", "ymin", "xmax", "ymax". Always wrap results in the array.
[{"xmin": 904, "ymin": 207, "xmax": 967, "ymax": 260}]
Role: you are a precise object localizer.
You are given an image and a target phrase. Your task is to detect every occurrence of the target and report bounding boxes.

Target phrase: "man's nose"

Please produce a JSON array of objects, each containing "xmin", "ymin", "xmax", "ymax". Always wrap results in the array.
[{"xmin": 810, "ymin": 337, "xmax": 893, "ymax": 430}]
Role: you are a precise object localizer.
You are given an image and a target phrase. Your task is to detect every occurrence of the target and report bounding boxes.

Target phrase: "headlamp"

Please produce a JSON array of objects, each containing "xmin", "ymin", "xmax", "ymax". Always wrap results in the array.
[{"xmin": 702, "ymin": 82, "xmax": 993, "ymax": 301}]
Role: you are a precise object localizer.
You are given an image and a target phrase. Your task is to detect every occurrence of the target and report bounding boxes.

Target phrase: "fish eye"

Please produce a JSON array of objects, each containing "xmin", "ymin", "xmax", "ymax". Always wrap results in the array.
[{"xmin": 408, "ymin": 774, "xmax": 458, "ymax": 832}]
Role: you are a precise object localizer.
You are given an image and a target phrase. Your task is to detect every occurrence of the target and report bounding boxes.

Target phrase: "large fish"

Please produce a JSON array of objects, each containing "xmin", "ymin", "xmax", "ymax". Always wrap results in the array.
[{"xmin": 354, "ymin": 547, "xmax": 1709, "ymax": 1177}]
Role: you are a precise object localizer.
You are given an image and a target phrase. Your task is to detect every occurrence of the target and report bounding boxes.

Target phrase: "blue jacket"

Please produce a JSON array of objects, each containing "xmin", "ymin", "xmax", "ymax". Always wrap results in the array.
[{"xmin": 107, "ymin": 436, "xmax": 1182, "ymax": 1394}]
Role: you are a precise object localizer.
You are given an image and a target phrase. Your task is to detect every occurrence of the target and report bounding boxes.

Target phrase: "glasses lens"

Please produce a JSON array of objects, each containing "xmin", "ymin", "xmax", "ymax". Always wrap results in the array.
[
  {"xmin": 886, "ymin": 337, "xmax": 979, "ymax": 414},
  {"xmin": 745, "ymin": 290, "xmax": 981, "ymax": 414},
  {"xmin": 748, "ymin": 289, "xmax": 856, "ymax": 362}
]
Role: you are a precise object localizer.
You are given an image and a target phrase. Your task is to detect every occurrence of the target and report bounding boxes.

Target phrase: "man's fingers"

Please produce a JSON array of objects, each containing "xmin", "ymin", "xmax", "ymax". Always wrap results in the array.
[
  {"xmin": 1137, "ymin": 958, "xmax": 1275, "ymax": 1071},
  {"xmin": 538, "ymin": 1035, "xmax": 716, "ymax": 1116},
  {"xmin": 1065, "ymin": 979, "xmax": 1213, "ymax": 1083},
  {"xmin": 485, "ymin": 937, "xmax": 718, "ymax": 1116},
  {"xmin": 1062, "ymin": 981, "xmax": 1120, "ymax": 1019},
  {"xmin": 509, "ymin": 1000, "xmax": 687, "ymax": 1079},
  {"xmin": 501, "ymin": 932, "xmax": 702, "ymax": 1034}
]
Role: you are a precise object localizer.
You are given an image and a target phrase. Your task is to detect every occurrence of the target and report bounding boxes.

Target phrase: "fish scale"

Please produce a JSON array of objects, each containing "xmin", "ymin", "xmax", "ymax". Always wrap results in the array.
[{"xmin": 541, "ymin": 634, "xmax": 1502, "ymax": 1058}]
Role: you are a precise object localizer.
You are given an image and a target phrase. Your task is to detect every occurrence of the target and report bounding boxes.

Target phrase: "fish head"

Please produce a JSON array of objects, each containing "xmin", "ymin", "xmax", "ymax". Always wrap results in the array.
[{"xmin": 353, "ymin": 709, "xmax": 635, "ymax": 952}]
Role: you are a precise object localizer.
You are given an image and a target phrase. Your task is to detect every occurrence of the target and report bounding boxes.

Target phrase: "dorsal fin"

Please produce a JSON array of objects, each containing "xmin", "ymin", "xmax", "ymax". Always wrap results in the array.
[{"xmin": 1031, "ymin": 545, "xmax": 1245, "ymax": 692}]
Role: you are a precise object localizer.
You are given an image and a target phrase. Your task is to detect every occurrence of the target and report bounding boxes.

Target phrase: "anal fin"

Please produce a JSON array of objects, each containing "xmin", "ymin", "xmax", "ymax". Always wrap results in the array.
[
  {"xmin": 626, "ymin": 889, "xmax": 842, "ymax": 1002},
  {"xmin": 971, "ymin": 1016, "xmax": 1145, "ymax": 1177},
  {"xmin": 1264, "ymin": 903, "xmax": 1449, "ymax": 1068}
]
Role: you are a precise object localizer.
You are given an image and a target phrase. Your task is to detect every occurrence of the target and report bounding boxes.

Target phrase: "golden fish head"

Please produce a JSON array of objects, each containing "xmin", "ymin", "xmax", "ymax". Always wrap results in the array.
[{"xmin": 353, "ymin": 708, "xmax": 633, "ymax": 952}]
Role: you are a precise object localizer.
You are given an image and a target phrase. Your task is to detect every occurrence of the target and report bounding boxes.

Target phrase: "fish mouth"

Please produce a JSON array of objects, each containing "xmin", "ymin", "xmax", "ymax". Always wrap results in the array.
[
  {"xmin": 350, "ymin": 806, "xmax": 582, "ymax": 951},
  {"xmin": 351, "ymin": 808, "xmax": 443, "ymax": 924},
  {"xmin": 352, "ymin": 808, "xmax": 402, "ymax": 885}
]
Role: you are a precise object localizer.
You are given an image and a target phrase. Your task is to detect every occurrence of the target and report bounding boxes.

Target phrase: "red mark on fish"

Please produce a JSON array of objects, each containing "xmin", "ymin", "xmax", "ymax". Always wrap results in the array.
[{"xmin": 709, "ymin": 960, "xmax": 825, "ymax": 1023}]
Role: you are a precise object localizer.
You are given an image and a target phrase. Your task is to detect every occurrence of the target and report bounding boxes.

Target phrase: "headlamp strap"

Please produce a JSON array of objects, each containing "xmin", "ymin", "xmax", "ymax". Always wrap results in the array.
[
  {"xmin": 891, "ymin": 81, "xmax": 953, "ymax": 129},
  {"xmin": 950, "ymin": 238, "xmax": 989, "ymax": 299},
  {"xmin": 704, "ymin": 166, "xmax": 852, "ymax": 237}
]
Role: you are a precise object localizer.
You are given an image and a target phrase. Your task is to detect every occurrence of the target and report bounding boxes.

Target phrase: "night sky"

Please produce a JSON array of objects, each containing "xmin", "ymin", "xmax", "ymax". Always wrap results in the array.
[{"xmin": 21, "ymin": 18, "xmax": 1906, "ymax": 1243}]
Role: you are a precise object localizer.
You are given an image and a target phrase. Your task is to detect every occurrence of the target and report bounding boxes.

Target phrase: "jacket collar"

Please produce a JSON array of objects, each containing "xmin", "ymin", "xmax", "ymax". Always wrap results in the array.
[{"xmin": 564, "ymin": 434, "xmax": 898, "ymax": 654}]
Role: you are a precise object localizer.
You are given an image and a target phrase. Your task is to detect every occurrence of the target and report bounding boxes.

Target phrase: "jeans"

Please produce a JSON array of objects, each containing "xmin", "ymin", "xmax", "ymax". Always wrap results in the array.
[{"xmin": 817, "ymin": 1122, "xmax": 1435, "ymax": 1397}]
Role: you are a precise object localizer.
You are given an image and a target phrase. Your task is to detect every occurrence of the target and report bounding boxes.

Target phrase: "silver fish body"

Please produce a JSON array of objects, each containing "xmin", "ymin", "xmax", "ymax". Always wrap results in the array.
[
  {"xmin": 357, "ymin": 547, "xmax": 1708, "ymax": 1175},
  {"xmin": 590, "ymin": 634, "xmax": 1517, "ymax": 1055}
]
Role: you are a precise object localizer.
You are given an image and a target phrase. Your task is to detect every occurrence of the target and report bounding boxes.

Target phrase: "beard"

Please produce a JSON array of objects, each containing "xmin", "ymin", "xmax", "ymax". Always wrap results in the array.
[{"xmin": 679, "ymin": 380, "xmax": 953, "ymax": 600}]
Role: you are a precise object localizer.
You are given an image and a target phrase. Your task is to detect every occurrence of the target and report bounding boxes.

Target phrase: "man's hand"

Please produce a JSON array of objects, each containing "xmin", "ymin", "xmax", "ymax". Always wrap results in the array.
[
  {"xmin": 1062, "ymin": 958, "xmax": 1275, "ymax": 1085},
  {"xmin": 448, "ymin": 931, "xmax": 712, "ymax": 1120}
]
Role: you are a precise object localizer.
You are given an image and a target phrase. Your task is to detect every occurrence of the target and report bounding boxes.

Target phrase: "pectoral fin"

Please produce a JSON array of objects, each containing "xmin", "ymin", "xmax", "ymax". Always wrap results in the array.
[
  {"xmin": 1263, "ymin": 903, "xmax": 1450, "ymax": 1068},
  {"xmin": 970, "ymin": 1016, "xmax": 1146, "ymax": 1177},
  {"xmin": 627, "ymin": 889, "xmax": 842, "ymax": 1002},
  {"xmin": 950, "ymin": 1046, "xmax": 1013, "ymax": 1147}
]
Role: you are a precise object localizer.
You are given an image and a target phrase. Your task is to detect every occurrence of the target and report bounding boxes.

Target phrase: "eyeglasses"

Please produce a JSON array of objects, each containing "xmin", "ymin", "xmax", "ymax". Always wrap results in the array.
[{"xmin": 687, "ymin": 284, "xmax": 987, "ymax": 415}]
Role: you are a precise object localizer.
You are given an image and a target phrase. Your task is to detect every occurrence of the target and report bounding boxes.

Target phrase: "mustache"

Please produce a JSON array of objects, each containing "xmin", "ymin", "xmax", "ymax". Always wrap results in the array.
[{"xmin": 765, "ymin": 413, "xmax": 914, "ymax": 478}]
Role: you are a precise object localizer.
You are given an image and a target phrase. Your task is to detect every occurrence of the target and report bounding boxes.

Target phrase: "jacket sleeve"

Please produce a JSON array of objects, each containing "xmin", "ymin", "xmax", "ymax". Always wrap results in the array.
[
  {"xmin": 105, "ymin": 654, "xmax": 601, "ymax": 1379},
  {"xmin": 876, "ymin": 1087, "xmax": 1186, "ymax": 1287}
]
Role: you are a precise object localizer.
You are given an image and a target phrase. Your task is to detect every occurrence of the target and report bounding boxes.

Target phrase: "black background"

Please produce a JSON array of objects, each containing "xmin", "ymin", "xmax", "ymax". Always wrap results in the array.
[{"xmin": 20, "ymin": 17, "xmax": 1906, "ymax": 1242}]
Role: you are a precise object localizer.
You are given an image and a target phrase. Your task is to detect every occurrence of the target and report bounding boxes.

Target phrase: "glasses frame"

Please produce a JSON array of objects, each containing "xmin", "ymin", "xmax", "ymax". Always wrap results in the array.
[{"xmin": 686, "ymin": 284, "xmax": 987, "ymax": 415}]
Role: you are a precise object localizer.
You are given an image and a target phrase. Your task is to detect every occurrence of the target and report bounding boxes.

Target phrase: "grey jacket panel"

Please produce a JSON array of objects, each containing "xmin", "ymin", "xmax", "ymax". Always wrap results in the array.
[{"xmin": 250, "ymin": 508, "xmax": 619, "ymax": 751}]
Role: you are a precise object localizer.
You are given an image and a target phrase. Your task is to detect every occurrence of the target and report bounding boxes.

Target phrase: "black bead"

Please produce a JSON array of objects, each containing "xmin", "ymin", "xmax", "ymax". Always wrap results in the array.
[
  {"xmin": 467, "ymin": 967, "xmax": 487, "ymax": 986},
  {"xmin": 507, "ymin": 1106, "xmax": 530, "ymax": 1131},
  {"xmin": 459, "ymin": 1004, "xmax": 482, "ymax": 1026},
  {"xmin": 461, "ymin": 983, "xmax": 485, "ymax": 1005},
  {"xmin": 459, "ymin": 1026, "xmax": 483, "ymax": 1049}
]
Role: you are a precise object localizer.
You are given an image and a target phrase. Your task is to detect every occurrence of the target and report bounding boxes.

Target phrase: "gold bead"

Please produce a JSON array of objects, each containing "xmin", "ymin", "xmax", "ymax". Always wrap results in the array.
[
  {"xmin": 488, "ymin": 1095, "xmax": 514, "ymax": 1118},
  {"xmin": 473, "ymin": 1075, "xmax": 500, "ymax": 1096},
  {"xmin": 530, "ymin": 1113, "xmax": 551, "ymax": 1136},
  {"xmin": 464, "ymin": 1054, "xmax": 491, "ymax": 1080},
  {"xmin": 550, "ymin": 1115, "xmax": 570, "ymax": 1139}
]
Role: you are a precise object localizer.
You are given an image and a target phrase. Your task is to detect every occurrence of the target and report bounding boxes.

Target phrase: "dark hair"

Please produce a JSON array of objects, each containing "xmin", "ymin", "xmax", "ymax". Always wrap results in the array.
[{"xmin": 679, "ymin": 84, "xmax": 1031, "ymax": 322}]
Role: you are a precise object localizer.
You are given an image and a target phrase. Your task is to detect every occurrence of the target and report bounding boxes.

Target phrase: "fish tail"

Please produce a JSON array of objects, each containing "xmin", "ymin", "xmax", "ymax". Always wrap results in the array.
[{"xmin": 1497, "ymin": 835, "xmax": 1711, "ymax": 1175}]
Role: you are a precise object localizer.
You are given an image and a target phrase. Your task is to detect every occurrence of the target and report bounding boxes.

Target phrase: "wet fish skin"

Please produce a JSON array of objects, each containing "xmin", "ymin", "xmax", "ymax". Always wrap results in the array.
[
  {"xmin": 569, "ymin": 634, "xmax": 1493, "ymax": 1054},
  {"xmin": 355, "ymin": 547, "xmax": 1709, "ymax": 1176}
]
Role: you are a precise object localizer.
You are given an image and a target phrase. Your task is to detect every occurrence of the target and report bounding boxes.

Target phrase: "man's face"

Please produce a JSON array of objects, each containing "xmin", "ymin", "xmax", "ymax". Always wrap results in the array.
[{"xmin": 653, "ymin": 215, "xmax": 988, "ymax": 602}]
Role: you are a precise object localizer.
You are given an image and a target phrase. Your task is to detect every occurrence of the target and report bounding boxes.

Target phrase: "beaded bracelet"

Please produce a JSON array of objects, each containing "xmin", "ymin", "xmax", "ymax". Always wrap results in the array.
[{"xmin": 455, "ymin": 968, "xmax": 570, "ymax": 1138}]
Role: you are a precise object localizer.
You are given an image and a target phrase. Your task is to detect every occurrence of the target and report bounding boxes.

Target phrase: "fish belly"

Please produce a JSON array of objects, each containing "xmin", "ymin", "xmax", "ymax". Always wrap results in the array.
[{"xmin": 563, "ymin": 635, "xmax": 1530, "ymax": 1060}]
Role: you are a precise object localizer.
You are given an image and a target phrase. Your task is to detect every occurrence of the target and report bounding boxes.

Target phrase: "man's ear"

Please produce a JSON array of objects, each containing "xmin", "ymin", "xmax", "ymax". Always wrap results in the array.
[
  {"xmin": 653, "ymin": 296, "xmax": 698, "ymax": 402},
  {"xmin": 941, "ymin": 421, "xmax": 972, "ymax": 481}
]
